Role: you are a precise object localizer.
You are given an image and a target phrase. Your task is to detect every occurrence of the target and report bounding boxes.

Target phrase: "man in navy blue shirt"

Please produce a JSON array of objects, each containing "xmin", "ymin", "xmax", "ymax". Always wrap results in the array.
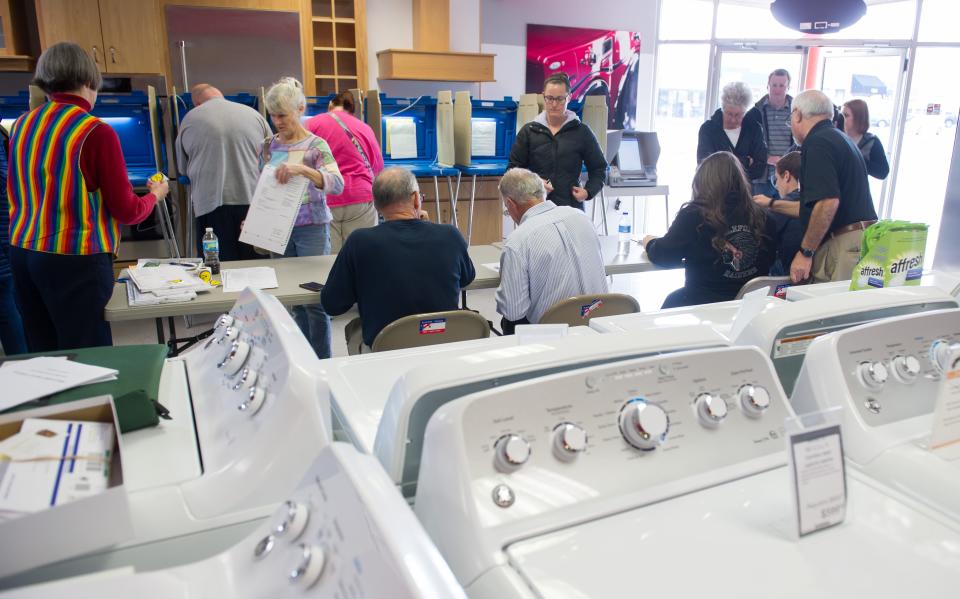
[{"xmin": 321, "ymin": 167, "xmax": 476, "ymax": 353}]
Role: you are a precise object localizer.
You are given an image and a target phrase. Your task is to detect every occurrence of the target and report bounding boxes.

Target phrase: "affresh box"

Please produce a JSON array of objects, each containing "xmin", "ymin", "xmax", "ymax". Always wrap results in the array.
[
  {"xmin": 850, "ymin": 222, "xmax": 928, "ymax": 290},
  {"xmin": 0, "ymin": 396, "xmax": 133, "ymax": 579}
]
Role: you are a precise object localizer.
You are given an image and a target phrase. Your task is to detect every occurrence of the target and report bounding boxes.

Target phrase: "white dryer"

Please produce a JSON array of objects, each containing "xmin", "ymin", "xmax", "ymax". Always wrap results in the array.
[
  {"xmin": 0, "ymin": 289, "xmax": 332, "ymax": 587},
  {"xmin": 414, "ymin": 346, "xmax": 960, "ymax": 598},
  {"xmin": 371, "ymin": 326, "xmax": 728, "ymax": 500},
  {"xmin": 733, "ymin": 286, "xmax": 957, "ymax": 395},
  {"xmin": 321, "ymin": 326, "xmax": 596, "ymax": 453},
  {"xmin": 784, "ymin": 270, "xmax": 960, "ymax": 301},
  {"xmin": 0, "ymin": 443, "xmax": 465, "ymax": 599},
  {"xmin": 791, "ymin": 307, "xmax": 960, "ymax": 524},
  {"xmin": 588, "ymin": 297, "xmax": 779, "ymax": 337}
]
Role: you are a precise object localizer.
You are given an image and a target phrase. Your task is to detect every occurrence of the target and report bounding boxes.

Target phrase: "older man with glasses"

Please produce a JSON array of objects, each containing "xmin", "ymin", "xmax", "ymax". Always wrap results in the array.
[{"xmin": 507, "ymin": 72, "xmax": 606, "ymax": 211}]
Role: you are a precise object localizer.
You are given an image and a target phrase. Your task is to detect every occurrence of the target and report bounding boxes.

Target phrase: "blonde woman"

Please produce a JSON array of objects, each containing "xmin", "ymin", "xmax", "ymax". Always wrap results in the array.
[{"xmin": 261, "ymin": 77, "xmax": 344, "ymax": 358}]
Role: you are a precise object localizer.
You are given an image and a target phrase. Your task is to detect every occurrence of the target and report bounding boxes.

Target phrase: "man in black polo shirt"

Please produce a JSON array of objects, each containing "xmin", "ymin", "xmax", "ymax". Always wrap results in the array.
[
  {"xmin": 321, "ymin": 167, "xmax": 476, "ymax": 353},
  {"xmin": 784, "ymin": 90, "xmax": 877, "ymax": 283}
]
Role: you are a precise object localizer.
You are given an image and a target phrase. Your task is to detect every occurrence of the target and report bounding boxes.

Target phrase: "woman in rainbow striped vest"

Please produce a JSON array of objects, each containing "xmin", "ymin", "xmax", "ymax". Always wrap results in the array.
[{"xmin": 6, "ymin": 43, "xmax": 168, "ymax": 351}]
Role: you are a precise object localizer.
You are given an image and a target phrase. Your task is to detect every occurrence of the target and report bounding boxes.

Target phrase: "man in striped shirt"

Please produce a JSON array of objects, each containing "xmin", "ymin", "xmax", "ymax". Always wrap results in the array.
[
  {"xmin": 746, "ymin": 69, "xmax": 794, "ymax": 197},
  {"xmin": 495, "ymin": 168, "xmax": 608, "ymax": 333}
]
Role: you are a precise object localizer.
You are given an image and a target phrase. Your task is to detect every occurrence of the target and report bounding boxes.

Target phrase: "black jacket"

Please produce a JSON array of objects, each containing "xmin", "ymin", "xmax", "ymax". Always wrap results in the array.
[
  {"xmin": 857, "ymin": 132, "xmax": 890, "ymax": 180},
  {"xmin": 697, "ymin": 108, "xmax": 768, "ymax": 181},
  {"xmin": 647, "ymin": 196, "xmax": 777, "ymax": 308},
  {"xmin": 508, "ymin": 115, "xmax": 607, "ymax": 209}
]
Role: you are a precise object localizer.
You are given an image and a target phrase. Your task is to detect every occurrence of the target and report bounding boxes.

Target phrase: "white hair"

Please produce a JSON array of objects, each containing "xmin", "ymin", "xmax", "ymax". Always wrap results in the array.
[
  {"xmin": 794, "ymin": 89, "xmax": 834, "ymax": 119},
  {"xmin": 721, "ymin": 81, "xmax": 752, "ymax": 109},
  {"xmin": 499, "ymin": 168, "xmax": 546, "ymax": 205},
  {"xmin": 265, "ymin": 76, "xmax": 306, "ymax": 115}
]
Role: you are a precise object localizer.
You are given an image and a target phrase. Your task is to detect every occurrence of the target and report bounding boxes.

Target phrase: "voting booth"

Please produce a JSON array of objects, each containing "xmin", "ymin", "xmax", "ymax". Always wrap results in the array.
[{"xmin": 0, "ymin": 91, "xmax": 30, "ymax": 134}]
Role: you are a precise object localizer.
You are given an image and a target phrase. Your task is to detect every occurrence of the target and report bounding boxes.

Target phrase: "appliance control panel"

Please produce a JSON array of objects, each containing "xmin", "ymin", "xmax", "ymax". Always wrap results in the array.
[
  {"xmin": 429, "ymin": 346, "xmax": 790, "ymax": 523},
  {"xmin": 832, "ymin": 310, "xmax": 960, "ymax": 426}
]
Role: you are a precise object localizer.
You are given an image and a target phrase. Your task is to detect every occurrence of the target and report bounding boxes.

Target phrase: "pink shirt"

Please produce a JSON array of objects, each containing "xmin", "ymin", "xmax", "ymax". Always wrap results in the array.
[{"xmin": 305, "ymin": 111, "xmax": 385, "ymax": 208}]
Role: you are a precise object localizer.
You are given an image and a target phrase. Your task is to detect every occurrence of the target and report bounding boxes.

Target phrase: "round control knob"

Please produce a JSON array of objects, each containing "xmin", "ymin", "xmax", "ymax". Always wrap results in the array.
[
  {"xmin": 891, "ymin": 355, "xmax": 921, "ymax": 383},
  {"xmin": 552, "ymin": 422, "xmax": 587, "ymax": 462},
  {"xmin": 218, "ymin": 326, "xmax": 240, "ymax": 345},
  {"xmin": 493, "ymin": 434, "xmax": 531, "ymax": 472},
  {"xmin": 931, "ymin": 340, "xmax": 956, "ymax": 375},
  {"xmin": 288, "ymin": 543, "xmax": 326, "ymax": 588},
  {"xmin": 272, "ymin": 500, "xmax": 309, "ymax": 540},
  {"xmin": 695, "ymin": 393, "xmax": 727, "ymax": 428},
  {"xmin": 238, "ymin": 386, "xmax": 266, "ymax": 415},
  {"xmin": 618, "ymin": 399, "xmax": 669, "ymax": 451},
  {"xmin": 232, "ymin": 367, "xmax": 259, "ymax": 391},
  {"xmin": 738, "ymin": 385, "xmax": 771, "ymax": 418},
  {"xmin": 218, "ymin": 340, "xmax": 250, "ymax": 375},
  {"xmin": 204, "ymin": 315, "xmax": 235, "ymax": 349},
  {"xmin": 858, "ymin": 361, "xmax": 888, "ymax": 390}
]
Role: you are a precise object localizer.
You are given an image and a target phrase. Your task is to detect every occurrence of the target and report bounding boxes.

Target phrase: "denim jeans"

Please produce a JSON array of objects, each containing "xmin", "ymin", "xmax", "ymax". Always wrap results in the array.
[
  {"xmin": 276, "ymin": 224, "xmax": 332, "ymax": 359},
  {"xmin": 0, "ymin": 273, "xmax": 27, "ymax": 355}
]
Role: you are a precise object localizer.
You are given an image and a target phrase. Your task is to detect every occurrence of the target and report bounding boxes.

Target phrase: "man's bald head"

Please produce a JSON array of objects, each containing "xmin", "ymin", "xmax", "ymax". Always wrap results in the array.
[
  {"xmin": 191, "ymin": 83, "xmax": 223, "ymax": 106},
  {"xmin": 790, "ymin": 89, "xmax": 834, "ymax": 145}
]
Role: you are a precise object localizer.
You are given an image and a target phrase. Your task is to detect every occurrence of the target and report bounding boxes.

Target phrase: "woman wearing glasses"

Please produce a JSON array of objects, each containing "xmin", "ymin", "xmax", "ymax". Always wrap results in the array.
[{"xmin": 507, "ymin": 72, "xmax": 606, "ymax": 210}]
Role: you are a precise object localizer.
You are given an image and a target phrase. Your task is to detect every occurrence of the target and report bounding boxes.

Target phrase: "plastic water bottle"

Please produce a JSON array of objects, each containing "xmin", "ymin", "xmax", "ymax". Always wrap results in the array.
[
  {"xmin": 617, "ymin": 211, "xmax": 632, "ymax": 255},
  {"xmin": 202, "ymin": 227, "xmax": 220, "ymax": 275}
]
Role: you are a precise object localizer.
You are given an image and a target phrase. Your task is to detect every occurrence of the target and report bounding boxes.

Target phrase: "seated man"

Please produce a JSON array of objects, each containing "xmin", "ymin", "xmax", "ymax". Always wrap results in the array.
[
  {"xmin": 321, "ymin": 167, "xmax": 476, "ymax": 353},
  {"xmin": 754, "ymin": 151, "xmax": 804, "ymax": 276},
  {"xmin": 496, "ymin": 168, "xmax": 609, "ymax": 333}
]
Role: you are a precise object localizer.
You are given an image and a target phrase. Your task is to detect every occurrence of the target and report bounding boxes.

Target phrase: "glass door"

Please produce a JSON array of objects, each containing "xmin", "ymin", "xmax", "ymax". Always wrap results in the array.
[
  {"xmin": 810, "ymin": 46, "xmax": 908, "ymax": 214},
  {"xmin": 712, "ymin": 46, "xmax": 805, "ymax": 111}
]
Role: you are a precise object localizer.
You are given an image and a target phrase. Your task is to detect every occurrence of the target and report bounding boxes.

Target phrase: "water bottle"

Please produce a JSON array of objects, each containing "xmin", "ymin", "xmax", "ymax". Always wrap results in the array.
[
  {"xmin": 617, "ymin": 211, "xmax": 632, "ymax": 255},
  {"xmin": 202, "ymin": 227, "xmax": 221, "ymax": 275}
]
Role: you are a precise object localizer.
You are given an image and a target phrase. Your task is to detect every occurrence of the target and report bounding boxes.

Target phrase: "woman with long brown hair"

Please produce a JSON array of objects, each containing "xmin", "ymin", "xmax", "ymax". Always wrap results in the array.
[{"xmin": 642, "ymin": 151, "xmax": 777, "ymax": 308}]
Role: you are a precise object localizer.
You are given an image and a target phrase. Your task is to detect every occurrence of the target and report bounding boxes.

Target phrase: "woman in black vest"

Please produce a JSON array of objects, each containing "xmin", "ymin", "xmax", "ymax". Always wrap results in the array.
[{"xmin": 697, "ymin": 81, "xmax": 768, "ymax": 192}]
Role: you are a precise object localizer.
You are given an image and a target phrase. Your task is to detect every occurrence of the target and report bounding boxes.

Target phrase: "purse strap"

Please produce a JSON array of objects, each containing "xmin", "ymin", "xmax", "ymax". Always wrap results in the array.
[{"xmin": 329, "ymin": 112, "xmax": 374, "ymax": 176}]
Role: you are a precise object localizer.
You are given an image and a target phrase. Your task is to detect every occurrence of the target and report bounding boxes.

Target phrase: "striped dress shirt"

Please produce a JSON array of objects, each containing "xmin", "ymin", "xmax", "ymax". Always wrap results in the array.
[{"xmin": 496, "ymin": 200, "xmax": 609, "ymax": 323}]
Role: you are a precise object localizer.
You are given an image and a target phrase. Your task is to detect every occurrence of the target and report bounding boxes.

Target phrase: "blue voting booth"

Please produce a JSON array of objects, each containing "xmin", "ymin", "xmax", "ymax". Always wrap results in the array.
[
  {"xmin": 173, "ymin": 92, "xmax": 259, "ymax": 125},
  {"xmin": 304, "ymin": 94, "xmax": 335, "ymax": 119},
  {"xmin": 374, "ymin": 93, "xmax": 459, "ymax": 224},
  {"xmin": 93, "ymin": 92, "xmax": 165, "ymax": 187},
  {"xmin": 456, "ymin": 96, "xmax": 518, "ymax": 244},
  {"xmin": 0, "ymin": 92, "xmax": 30, "ymax": 133}
]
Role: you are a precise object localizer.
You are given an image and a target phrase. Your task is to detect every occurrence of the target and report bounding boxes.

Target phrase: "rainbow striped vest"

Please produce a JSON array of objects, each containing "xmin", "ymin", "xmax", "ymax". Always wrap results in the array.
[{"xmin": 7, "ymin": 101, "xmax": 119, "ymax": 255}]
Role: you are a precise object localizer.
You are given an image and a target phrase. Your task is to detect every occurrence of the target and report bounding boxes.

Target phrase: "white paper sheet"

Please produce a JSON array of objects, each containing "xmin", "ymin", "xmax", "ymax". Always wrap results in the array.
[
  {"xmin": 471, "ymin": 119, "xmax": 497, "ymax": 157},
  {"xmin": 125, "ymin": 264, "xmax": 206, "ymax": 293},
  {"xmin": 387, "ymin": 118, "xmax": 418, "ymax": 159},
  {"xmin": 0, "ymin": 358, "xmax": 118, "ymax": 411},
  {"xmin": 482, "ymin": 262, "xmax": 501, "ymax": 273},
  {"xmin": 239, "ymin": 165, "xmax": 308, "ymax": 255},
  {"xmin": 729, "ymin": 286, "xmax": 773, "ymax": 340},
  {"xmin": 221, "ymin": 267, "xmax": 279, "ymax": 293}
]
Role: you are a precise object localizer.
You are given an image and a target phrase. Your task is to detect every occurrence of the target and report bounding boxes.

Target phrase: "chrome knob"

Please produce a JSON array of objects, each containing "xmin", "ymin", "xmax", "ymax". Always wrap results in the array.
[
  {"xmin": 232, "ymin": 367, "xmax": 259, "ymax": 391},
  {"xmin": 618, "ymin": 399, "xmax": 669, "ymax": 450},
  {"xmin": 272, "ymin": 500, "xmax": 309, "ymax": 540},
  {"xmin": 238, "ymin": 386, "xmax": 266, "ymax": 415},
  {"xmin": 738, "ymin": 384, "xmax": 771, "ymax": 418},
  {"xmin": 204, "ymin": 315, "xmax": 235, "ymax": 349},
  {"xmin": 552, "ymin": 422, "xmax": 587, "ymax": 462},
  {"xmin": 493, "ymin": 434, "xmax": 531, "ymax": 473},
  {"xmin": 288, "ymin": 543, "xmax": 326, "ymax": 588},
  {"xmin": 858, "ymin": 361, "xmax": 888, "ymax": 390},
  {"xmin": 891, "ymin": 355, "xmax": 921, "ymax": 383},
  {"xmin": 218, "ymin": 340, "xmax": 250, "ymax": 375},
  {"xmin": 930, "ymin": 340, "xmax": 956, "ymax": 375},
  {"xmin": 695, "ymin": 393, "xmax": 727, "ymax": 428}
]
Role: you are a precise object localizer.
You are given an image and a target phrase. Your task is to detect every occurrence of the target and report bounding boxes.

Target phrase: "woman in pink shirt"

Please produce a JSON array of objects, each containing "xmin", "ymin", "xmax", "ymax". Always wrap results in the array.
[{"xmin": 306, "ymin": 91, "xmax": 385, "ymax": 252}]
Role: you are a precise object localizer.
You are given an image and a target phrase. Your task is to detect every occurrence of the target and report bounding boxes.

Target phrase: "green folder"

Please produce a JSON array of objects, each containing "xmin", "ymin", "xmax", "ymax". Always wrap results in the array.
[{"xmin": 0, "ymin": 344, "xmax": 169, "ymax": 433}]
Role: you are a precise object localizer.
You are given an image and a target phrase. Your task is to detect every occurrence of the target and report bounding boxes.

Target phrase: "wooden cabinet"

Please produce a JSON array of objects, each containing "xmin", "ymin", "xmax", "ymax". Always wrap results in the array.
[
  {"xmin": 308, "ymin": 0, "xmax": 366, "ymax": 96},
  {"xmin": 35, "ymin": 0, "xmax": 163, "ymax": 74}
]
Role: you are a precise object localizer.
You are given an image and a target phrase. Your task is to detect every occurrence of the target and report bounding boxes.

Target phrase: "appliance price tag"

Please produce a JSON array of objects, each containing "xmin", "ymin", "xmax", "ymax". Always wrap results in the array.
[
  {"xmin": 788, "ymin": 423, "xmax": 847, "ymax": 537},
  {"xmin": 931, "ymin": 345, "xmax": 960, "ymax": 454}
]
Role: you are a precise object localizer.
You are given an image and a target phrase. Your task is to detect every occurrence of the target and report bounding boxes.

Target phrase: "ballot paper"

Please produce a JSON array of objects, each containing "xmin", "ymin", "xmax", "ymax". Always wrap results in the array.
[
  {"xmin": 471, "ymin": 119, "xmax": 497, "ymax": 157},
  {"xmin": 239, "ymin": 164, "xmax": 308, "ymax": 255},
  {"xmin": 125, "ymin": 264, "xmax": 207, "ymax": 293},
  {"xmin": 0, "ymin": 418, "xmax": 115, "ymax": 518},
  {"xmin": 0, "ymin": 358, "xmax": 118, "ymax": 411},
  {"xmin": 386, "ymin": 118, "xmax": 418, "ymax": 159},
  {"xmin": 482, "ymin": 262, "xmax": 501, "ymax": 273},
  {"xmin": 221, "ymin": 267, "xmax": 279, "ymax": 293}
]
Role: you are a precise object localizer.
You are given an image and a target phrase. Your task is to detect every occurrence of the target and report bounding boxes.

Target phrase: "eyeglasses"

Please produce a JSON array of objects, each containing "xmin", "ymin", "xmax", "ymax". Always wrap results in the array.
[{"xmin": 544, "ymin": 95, "xmax": 568, "ymax": 104}]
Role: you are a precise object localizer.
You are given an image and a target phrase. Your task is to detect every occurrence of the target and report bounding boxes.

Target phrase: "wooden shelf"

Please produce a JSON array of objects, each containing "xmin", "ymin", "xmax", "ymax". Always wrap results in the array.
[
  {"xmin": 313, "ymin": 46, "xmax": 355, "ymax": 51},
  {"xmin": 377, "ymin": 49, "xmax": 494, "ymax": 82},
  {"xmin": 312, "ymin": 16, "xmax": 355, "ymax": 23},
  {"xmin": 0, "ymin": 55, "xmax": 34, "ymax": 72}
]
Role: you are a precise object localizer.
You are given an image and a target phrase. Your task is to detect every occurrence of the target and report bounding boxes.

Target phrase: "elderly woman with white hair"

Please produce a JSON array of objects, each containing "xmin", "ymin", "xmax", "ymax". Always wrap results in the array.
[
  {"xmin": 697, "ymin": 81, "xmax": 768, "ymax": 189},
  {"xmin": 260, "ymin": 76, "xmax": 344, "ymax": 359}
]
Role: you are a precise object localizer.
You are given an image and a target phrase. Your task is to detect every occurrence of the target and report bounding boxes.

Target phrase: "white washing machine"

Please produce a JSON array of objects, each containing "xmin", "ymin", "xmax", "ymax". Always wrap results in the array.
[
  {"xmin": 365, "ymin": 326, "xmax": 728, "ymax": 500},
  {"xmin": 734, "ymin": 286, "xmax": 958, "ymax": 396},
  {"xmin": 321, "ymin": 327, "xmax": 596, "ymax": 453},
  {"xmin": 792, "ymin": 307, "xmax": 960, "ymax": 524},
  {"xmin": 0, "ymin": 289, "xmax": 332, "ymax": 587},
  {"xmin": 588, "ymin": 297, "xmax": 781, "ymax": 338},
  {"xmin": 785, "ymin": 270, "xmax": 960, "ymax": 301},
  {"xmin": 413, "ymin": 345, "xmax": 960, "ymax": 598},
  {"xmin": 0, "ymin": 443, "xmax": 466, "ymax": 599}
]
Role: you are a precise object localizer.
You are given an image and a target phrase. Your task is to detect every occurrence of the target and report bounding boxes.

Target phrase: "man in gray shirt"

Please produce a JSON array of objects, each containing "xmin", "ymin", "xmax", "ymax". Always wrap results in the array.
[
  {"xmin": 176, "ymin": 84, "xmax": 270, "ymax": 260},
  {"xmin": 745, "ymin": 68, "xmax": 794, "ymax": 197}
]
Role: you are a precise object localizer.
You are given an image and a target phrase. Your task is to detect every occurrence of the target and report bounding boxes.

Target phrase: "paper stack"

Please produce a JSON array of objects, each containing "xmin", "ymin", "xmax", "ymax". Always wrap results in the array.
[
  {"xmin": 0, "ymin": 357, "xmax": 119, "ymax": 412},
  {"xmin": 123, "ymin": 259, "xmax": 210, "ymax": 306}
]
